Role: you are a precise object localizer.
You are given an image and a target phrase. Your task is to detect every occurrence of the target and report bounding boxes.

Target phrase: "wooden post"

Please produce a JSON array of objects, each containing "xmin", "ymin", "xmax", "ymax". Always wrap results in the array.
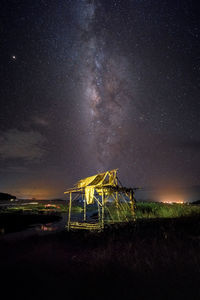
[
  {"xmin": 130, "ymin": 191, "xmax": 135, "ymax": 217},
  {"xmin": 67, "ymin": 192, "xmax": 72, "ymax": 231},
  {"xmin": 115, "ymin": 192, "xmax": 120, "ymax": 221},
  {"xmin": 101, "ymin": 189, "xmax": 105, "ymax": 229},
  {"xmin": 84, "ymin": 194, "xmax": 86, "ymax": 221},
  {"xmin": 98, "ymin": 201, "xmax": 101, "ymax": 223}
]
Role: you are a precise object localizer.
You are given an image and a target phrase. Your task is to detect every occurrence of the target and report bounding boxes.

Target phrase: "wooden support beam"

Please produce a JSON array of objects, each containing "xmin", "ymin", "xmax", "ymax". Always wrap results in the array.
[
  {"xmin": 98, "ymin": 201, "xmax": 101, "ymax": 224},
  {"xmin": 93, "ymin": 195, "xmax": 101, "ymax": 225},
  {"xmin": 118, "ymin": 193, "xmax": 128, "ymax": 221},
  {"xmin": 130, "ymin": 191, "xmax": 135, "ymax": 216},
  {"xmin": 121, "ymin": 193, "xmax": 130, "ymax": 210},
  {"xmin": 101, "ymin": 189, "xmax": 105, "ymax": 229},
  {"xmin": 67, "ymin": 192, "xmax": 72, "ymax": 231},
  {"xmin": 93, "ymin": 195, "xmax": 102, "ymax": 207},
  {"xmin": 84, "ymin": 194, "xmax": 86, "ymax": 221},
  {"xmin": 105, "ymin": 206, "xmax": 114, "ymax": 222},
  {"xmin": 115, "ymin": 192, "xmax": 120, "ymax": 221}
]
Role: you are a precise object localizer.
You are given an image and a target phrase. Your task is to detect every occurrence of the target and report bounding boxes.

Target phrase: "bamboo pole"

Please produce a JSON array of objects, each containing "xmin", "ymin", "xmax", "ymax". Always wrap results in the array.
[
  {"xmin": 130, "ymin": 191, "xmax": 135, "ymax": 216},
  {"xmin": 101, "ymin": 189, "xmax": 105, "ymax": 229},
  {"xmin": 115, "ymin": 192, "xmax": 120, "ymax": 221},
  {"xmin": 67, "ymin": 192, "xmax": 72, "ymax": 231},
  {"xmin": 98, "ymin": 201, "xmax": 101, "ymax": 224},
  {"xmin": 93, "ymin": 195, "xmax": 101, "ymax": 225},
  {"xmin": 121, "ymin": 193, "xmax": 130, "ymax": 210},
  {"xmin": 94, "ymin": 195, "xmax": 102, "ymax": 207},
  {"xmin": 118, "ymin": 202, "xmax": 128, "ymax": 221},
  {"xmin": 84, "ymin": 194, "xmax": 86, "ymax": 221},
  {"xmin": 105, "ymin": 206, "xmax": 114, "ymax": 222},
  {"xmin": 118, "ymin": 193, "xmax": 128, "ymax": 221}
]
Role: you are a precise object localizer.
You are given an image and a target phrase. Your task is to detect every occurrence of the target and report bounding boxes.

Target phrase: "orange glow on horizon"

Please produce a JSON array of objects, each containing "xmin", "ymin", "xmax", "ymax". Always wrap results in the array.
[
  {"xmin": 160, "ymin": 195, "xmax": 185, "ymax": 204},
  {"xmin": 12, "ymin": 187, "xmax": 61, "ymax": 200}
]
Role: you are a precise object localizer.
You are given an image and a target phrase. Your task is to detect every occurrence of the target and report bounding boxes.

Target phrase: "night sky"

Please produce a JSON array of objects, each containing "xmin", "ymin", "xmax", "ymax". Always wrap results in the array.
[{"xmin": 0, "ymin": 0, "xmax": 200, "ymax": 199}]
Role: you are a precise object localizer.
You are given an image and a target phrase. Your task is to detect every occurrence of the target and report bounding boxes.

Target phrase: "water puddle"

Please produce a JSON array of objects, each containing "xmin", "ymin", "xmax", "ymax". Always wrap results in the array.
[
  {"xmin": 0, "ymin": 210, "xmax": 96, "ymax": 240},
  {"xmin": 0, "ymin": 199, "xmax": 98, "ymax": 240}
]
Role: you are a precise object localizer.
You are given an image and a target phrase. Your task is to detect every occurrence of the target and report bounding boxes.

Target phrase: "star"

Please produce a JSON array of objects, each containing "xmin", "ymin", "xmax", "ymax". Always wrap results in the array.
[{"xmin": 0, "ymin": 0, "xmax": 199, "ymax": 198}]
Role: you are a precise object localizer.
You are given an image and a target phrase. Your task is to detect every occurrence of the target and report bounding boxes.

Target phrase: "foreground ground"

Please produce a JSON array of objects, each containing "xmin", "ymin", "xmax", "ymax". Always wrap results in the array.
[{"xmin": 0, "ymin": 212, "xmax": 200, "ymax": 300}]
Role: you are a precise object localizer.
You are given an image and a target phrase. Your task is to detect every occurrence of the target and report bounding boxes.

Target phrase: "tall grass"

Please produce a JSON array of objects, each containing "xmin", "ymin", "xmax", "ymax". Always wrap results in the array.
[
  {"xmin": 135, "ymin": 202, "xmax": 200, "ymax": 219},
  {"xmin": 102, "ymin": 202, "xmax": 200, "ymax": 222},
  {"xmin": 4, "ymin": 201, "xmax": 200, "ymax": 220}
]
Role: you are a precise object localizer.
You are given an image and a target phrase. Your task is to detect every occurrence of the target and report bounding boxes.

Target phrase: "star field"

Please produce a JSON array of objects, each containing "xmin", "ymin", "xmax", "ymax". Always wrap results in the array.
[{"xmin": 0, "ymin": 0, "xmax": 200, "ymax": 198}]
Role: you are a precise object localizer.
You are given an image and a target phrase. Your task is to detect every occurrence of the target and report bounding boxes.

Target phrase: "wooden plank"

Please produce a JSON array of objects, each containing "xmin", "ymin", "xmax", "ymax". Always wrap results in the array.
[{"xmin": 68, "ymin": 222, "xmax": 102, "ymax": 231}]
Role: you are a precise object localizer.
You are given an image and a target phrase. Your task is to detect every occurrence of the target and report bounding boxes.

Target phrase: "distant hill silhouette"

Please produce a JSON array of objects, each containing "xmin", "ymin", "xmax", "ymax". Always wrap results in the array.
[
  {"xmin": 192, "ymin": 200, "xmax": 200, "ymax": 205},
  {"xmin": 0, "ymin": 192, "xmax": 16, "ymax": 201}
]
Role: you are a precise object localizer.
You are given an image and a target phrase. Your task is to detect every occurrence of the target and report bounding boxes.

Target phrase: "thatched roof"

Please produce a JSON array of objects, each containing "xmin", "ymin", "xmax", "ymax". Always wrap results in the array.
[
  {"xmin": 75, "ymin": 169, "xmax": 117, "ymax": 189},
  {"xmin": 64, "ymin": 169, "xmax": 135, "ymax": 206}
]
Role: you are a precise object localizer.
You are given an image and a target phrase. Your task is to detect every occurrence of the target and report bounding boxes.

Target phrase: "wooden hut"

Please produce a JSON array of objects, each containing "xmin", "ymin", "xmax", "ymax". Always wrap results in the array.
[{"xmin": 64, "ymin": 169, "xmax": 136, "ymax": 231}]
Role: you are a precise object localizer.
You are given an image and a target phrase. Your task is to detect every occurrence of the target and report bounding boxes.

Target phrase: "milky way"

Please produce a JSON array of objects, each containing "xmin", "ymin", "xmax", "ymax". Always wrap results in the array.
[
  {"xmin": 73, "ymin": 0, "xmax": 134, "ymax": 170},
  {"xmin": 0, "ymin": 0, "xmax": 200, "ymax": 197}
]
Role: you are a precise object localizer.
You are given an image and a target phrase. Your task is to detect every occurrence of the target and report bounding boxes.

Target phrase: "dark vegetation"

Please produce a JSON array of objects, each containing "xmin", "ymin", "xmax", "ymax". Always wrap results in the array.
[
  {"xmin": 0, "ymin": 192, "xmax": 16, "ymax": 200},
  {"xmin": 0, "ymin": 202, "xmax": 200, "ymax": 299},
  {"xmin": 192, "ymin": 199, "xmax": 200, "ymax": 204}
]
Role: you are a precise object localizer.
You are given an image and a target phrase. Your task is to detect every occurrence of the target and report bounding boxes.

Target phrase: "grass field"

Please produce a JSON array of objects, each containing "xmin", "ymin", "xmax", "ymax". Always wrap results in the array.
[
  {"xmin": 1, "ymin": 201, "xmax": 200, "ymax": 234},
  {"xmin": 98, "ymin": 201, "xmax": 200, "ymax": 221},
  {"xmin": 0, "ymin": 201, "xmax": 200, "ymax": 299},
  {"xmin": 4, "ymin": 201, "xmax": 200, "ymax": 219},
  {"xmin": 135, "ymin": 201, "xmax": 200, "ymax": 218}
]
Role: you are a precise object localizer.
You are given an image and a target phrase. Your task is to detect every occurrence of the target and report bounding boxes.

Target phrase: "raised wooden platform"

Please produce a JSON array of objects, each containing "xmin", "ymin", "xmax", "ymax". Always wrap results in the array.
[{"xmin": 67, "ymin": 222, "xmax": 102, "ymax": 231}]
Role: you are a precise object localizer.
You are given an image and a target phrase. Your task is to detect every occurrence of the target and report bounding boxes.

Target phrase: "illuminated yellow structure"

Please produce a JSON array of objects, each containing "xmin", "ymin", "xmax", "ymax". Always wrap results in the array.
[{"xmin": 64, "ymin": 169, "xmax": 136, "ymax": 231}]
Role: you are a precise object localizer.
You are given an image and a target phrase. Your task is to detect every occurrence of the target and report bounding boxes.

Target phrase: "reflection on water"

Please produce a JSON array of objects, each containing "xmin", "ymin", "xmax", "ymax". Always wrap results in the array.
[
  {"xmin": 33, "ymin": 211, "xmax": 95, "ymax": 233},
  {"xmin": 0, "ymin": 228, "xmax": 5, "ymax": 235},
  {"xmin": 0, "ymin": 208, "xmax": 97, "ymax": 238},
  {"xmin": 37, "ymin": 223, "xmax": 57, "ymax": 232},
  {"xmin": 33, "ymin": 213, "xmax": 68, "ymax": 234}
]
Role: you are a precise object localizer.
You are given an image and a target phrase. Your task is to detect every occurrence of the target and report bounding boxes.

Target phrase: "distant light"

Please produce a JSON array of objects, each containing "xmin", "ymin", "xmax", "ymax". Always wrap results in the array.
[
  {"xmin": 160, "ymin": 196, "xmax": 184, "ymax": 204},
  {"xmin": 162, "ymin": 201, "xmax": 184, "ymax": 204},
  {"xmin": 12, "ymin": 55, "xmax": 16, "ymax": 60}
]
